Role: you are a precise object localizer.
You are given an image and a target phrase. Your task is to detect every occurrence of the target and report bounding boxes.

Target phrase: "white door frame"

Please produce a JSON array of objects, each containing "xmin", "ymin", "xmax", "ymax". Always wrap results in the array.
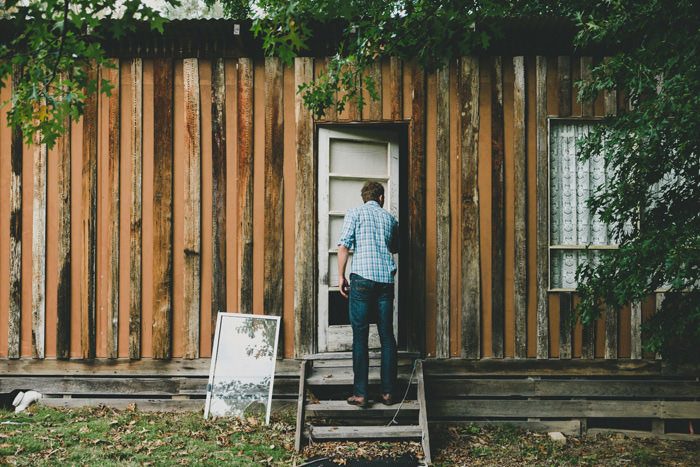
[{"xmin": 317, "ymin": 127, "xmax": 400, "ymax": 353}]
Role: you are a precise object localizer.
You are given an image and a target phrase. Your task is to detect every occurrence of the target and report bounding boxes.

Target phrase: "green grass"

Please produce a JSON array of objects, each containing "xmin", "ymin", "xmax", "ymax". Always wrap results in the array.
[
  {"xmin": 0, "ymin": 406, "xmax": 300, "ymax": 466},
  {"xmin": 2, "ymin": 407, "xmax": 697, "ymax": 466}
]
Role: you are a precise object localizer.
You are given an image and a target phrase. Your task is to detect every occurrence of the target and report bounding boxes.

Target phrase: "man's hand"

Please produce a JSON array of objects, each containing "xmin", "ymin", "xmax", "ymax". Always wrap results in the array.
[
  {"xmin": 337, "ymin": 244, "xmax": 351, "ymax": 299},
  {"xmin": 339, "ymin": 276, "xmax": 350, "ymax": 299}
]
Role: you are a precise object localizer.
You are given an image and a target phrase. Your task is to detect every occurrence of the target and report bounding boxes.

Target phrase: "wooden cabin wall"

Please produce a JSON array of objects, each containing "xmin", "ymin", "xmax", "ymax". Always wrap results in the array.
[{"xmin": 0, "ymin": 55, "xmax": 649, "ymax": 361}]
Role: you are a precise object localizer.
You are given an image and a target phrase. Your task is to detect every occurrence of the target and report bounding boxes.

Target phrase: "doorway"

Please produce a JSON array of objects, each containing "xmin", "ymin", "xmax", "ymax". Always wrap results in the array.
[{"xmin": 317, "ymin": 127, "xmax": 401, "ymax": 353}]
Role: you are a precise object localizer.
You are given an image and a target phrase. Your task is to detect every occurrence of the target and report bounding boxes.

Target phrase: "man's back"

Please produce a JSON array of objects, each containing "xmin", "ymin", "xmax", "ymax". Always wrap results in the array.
[{"xmin": 338, "ymin": 200, "xmax": 398, "ymax": 284}]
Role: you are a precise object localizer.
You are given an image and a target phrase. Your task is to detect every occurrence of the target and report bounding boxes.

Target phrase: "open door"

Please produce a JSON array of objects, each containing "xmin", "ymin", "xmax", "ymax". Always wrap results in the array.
[{"xmin": 317, "ymin": 127, "xmax": 400, "ymax": 353}]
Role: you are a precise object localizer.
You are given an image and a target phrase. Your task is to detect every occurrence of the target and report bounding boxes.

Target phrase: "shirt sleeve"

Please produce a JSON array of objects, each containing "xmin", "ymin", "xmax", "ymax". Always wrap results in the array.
[
  {"xmin": 337, "ymin": 209, "xmax": 356, "ymax": 250},
  {"xmin": 389, "ymin": 218, "xmax": 399, "ymax": 254}
]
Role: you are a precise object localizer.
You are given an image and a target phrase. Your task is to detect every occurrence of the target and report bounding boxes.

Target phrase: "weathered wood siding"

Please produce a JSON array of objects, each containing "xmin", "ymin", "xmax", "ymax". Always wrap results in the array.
[{"xmin": 0, "ymin": 56, "xmax": 652, "ymax": 361}]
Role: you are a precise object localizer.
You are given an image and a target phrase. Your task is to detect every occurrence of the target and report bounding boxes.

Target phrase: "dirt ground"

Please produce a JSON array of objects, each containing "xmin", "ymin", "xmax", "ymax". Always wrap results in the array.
[{"xmin": 302, "ymin": 421, "xmax": 699, "ymax": 466}]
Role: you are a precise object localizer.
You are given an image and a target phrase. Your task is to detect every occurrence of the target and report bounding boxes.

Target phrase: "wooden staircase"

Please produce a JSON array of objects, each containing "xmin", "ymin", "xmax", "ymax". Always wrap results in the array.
[{"xmin": 294, "ymin": 356, "xmax": 432, "ymax": 464}]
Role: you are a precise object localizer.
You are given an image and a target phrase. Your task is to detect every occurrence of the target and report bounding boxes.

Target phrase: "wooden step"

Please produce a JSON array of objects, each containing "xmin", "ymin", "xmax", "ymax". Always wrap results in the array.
[
  {"xmin": 307, "ymin": 367, "xmax": 415, "ymax": 385},
  {"xmin": 306, "ymin": 424, "xmax": 423, "ymax": 440},
  {"xmin": 306, "ymin": 400, "xmax": 420, "ymax": 417},
  {"xmin": 304, "ymin": 351, "xmax": 420, "ymax": 361}
]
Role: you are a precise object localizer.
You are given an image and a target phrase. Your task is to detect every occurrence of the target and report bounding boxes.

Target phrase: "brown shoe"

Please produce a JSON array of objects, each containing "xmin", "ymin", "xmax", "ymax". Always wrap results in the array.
[
  {"xmin": 347, "ymin": 395, "xmax": 369, "ymax": 408},
  {"xmin": 379, "ymin": 393, "xmax": 395, "ymax": 405}
]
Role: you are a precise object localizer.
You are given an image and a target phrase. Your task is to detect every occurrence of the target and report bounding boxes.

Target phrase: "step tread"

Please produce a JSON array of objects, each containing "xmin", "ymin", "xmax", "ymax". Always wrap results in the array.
[
  {"xmin": 306, "ymin": 399, "xmax": 420, "ymax": 413},
  {"xmin": 307, "ymin": 367, "xmax": 415, "ymax": 385},
  {"xmin": 306, "ymin": 424, "xmax": 423, "ymax": 440}
]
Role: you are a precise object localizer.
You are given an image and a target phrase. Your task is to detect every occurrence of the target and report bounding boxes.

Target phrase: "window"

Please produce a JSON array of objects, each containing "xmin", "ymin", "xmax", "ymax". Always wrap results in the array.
[{"xmin": 549, "ymin": 119, "xmax": 616, "ymax": 290}]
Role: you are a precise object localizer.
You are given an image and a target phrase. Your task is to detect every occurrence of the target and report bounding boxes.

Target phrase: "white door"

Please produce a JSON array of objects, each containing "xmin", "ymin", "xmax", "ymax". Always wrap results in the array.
[{"xmin": 318, "ymin": 127, "xmax": 400, "ymax": 353}]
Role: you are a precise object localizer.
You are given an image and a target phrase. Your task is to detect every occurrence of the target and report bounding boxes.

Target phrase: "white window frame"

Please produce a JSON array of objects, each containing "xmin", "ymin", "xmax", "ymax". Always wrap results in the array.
[{"xmin": 547, "ymin": 117, "xmax": 619, "ymax": 292}]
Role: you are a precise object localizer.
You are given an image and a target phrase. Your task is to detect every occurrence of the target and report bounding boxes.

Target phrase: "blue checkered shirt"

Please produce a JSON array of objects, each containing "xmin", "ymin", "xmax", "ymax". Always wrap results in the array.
[{"xmin": 337, "ymin": 200, "xmax": 399, "ymax": 284}]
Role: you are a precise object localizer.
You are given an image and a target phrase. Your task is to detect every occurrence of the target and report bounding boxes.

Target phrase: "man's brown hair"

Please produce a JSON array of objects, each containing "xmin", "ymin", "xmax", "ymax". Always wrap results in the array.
[{"xmin": 361, "ymin": 181, "xmax": 384, "ymax": 203}]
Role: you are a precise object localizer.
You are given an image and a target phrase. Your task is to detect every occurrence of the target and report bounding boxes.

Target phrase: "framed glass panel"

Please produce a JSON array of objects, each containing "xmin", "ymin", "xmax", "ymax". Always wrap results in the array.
[
  {"xmin": 330, "ymin": 139, "xmax": 388, "ymax": 177},
  {"xmin": 204, "ymin": 313, "xmax": 280, "ymax": 424}
]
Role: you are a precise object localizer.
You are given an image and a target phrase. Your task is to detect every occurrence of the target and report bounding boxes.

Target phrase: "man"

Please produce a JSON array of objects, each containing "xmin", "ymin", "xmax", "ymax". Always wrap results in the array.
[{"xmin": 337, "ymin": 181, "xmax": 399, "ymax": 408}]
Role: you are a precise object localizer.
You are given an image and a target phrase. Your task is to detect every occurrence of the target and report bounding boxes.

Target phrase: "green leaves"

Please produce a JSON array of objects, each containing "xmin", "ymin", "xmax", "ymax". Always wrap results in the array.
[
  {"xmin": 573, "ymin": 0, "xmax": 700, "ymax": 361},
  {"xmin": 0, "ymin": 0, "xmax": 177, "ymax": 148}
]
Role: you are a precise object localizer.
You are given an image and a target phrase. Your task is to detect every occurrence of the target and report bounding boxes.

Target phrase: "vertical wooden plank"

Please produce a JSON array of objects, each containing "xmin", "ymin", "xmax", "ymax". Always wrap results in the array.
[
  {"xmin": 294, "ymin": 57, "xmax": 315, "ymax": 358},
  {"xmin": 416, "ymin": 360, "xmax": 432, "ymax": 465},
  {"xmin": 152, "ymin": 58, "xmax": 174, "ymax": 359},
  {"xmin": 535, "ymin": 56, "xmax": 549, "ymax": 359},
  {"xmin": 315, "ymin": 58, "xmax": 337, "ymax": 122},
  {"xmin": 183, "ymin": 58, "xmax": 201, "ymax": 359},
  {"xmin": 435, "ymin": 65, "xmax": 450, "ymax": 359},
  {"xmin": 31, "ymin": 139, "xmax": 47, "ymax": 359},
  {"xmin": 604, "ymin": 89, "xmax": 618, "ymax": 117},
  {"xmin": 237, "ymin": 58, "xmax": 254, "ymax": 314},
  {"xmin": 580, "ymin": 57, "xmax": 594, "ymax": 117},
  {"xmin": 253, "ymin": 60, "xmax": 265, "ymax": 316},
  {"xmin": 389, "ymin": 57, "xmax": 403, "ymax": 120},
  {"xmin": 197, "ymin": 59, "xmax": 214, "ymax": 357},
  {"xmin": 283, "ymin": 64, "xmax": 296, "ymax": 358},
  {"xmin": 490, "ymin": 57, "xmax": 505, "ymax": 358},
  {"xmin": 0, "ymin": 71, "xmax": 10, "ymax": 357},
  {"xmin": 345, "ymin": 74, "xmax": 360, "ymax": 122},
  {"xmin": 264, "ymin": 58, "xmax": 284, "ymax": 354},
  {"xmin": 654, "ymin": 293, "xmax": 664, "ymax": 360},
  {"xmin": 604, "ymin": 304, "xmax": 618, "ymax": 359},
  {"xmin": 211, "ymin": 59, "xmax": 227, "ymax": 322},
  {"xmin": 7, "ymin": 70, "xmax": 21, "ymax": 359},
  {"xmin": 581, "ymin": 316, "xmax": 596, "ymax": 359},
  {"xmin": 459, "ymin": 57, "xmax": 481, "ymax": 359},
  {"xmin": 512, "ymin": 56, "xmax": 527, "ymax": 359},
  {"xmin": 223, "ymin": 59, "xmax": 238, "ymax": 321},
  {"xmin": 557, "ymin": 57, "xmax": 571, "ymax": 117},
  {"xmin": 425, "ymin": 70, "xmax": 437, "ymax": 357},
  {"xmin": 8, "ymin": 67, "xmax": 23, "ymax": 359},
  {"xmin": 129, "ymin": 58, "xmax": 143, "ymax": 360},
  {"xmin": 630, "ymin": 300, "xmax": 642, "ymax": 359},
  {"xmin": 603, "ymin": 88, "xmax": 618, "ymax": 360},
  {"xmin": 368, "ymin": 60, "xmax": 383, "ymax": 120},
  {"xmin": 408, "ymin": 62, "xmax": 427, "ymax": 353},
  {"xmin": 294, "ymin": 359, "xmax": 310, "ymax": 452},
  {"xmin": 139, "ymin": 60, "xmax": 154, "ymax": 358},
  {"xmin": 81, "ymin": 63, "xmax": 98, "ymax": 359},
  {"xmin": 559, "ymin": 292, "xmax": 573, "ymax": 359},
  {"xmin": 105, "ymin": 62, "xmax": 120, "ymax": 359},
  {"xmin": 56, "ymin": 112, "xmax": 71, "ymax": 359}
]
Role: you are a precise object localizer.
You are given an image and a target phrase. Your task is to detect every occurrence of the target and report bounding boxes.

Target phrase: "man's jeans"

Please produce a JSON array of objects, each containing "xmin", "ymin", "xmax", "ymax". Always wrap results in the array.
[{"xmin": 349, "ymin": 273, "xmax": 397, "ymax": 398}]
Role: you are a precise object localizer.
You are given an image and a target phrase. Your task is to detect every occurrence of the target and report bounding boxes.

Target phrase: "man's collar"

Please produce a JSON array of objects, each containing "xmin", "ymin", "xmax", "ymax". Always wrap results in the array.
[{"xmin": 365, "ymin": 200, "xmax": 380, "ymax": 207}]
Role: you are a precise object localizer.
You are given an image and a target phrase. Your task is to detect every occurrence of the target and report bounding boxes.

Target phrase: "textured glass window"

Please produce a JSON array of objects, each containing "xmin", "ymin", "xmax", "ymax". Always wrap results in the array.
[{"xmin": 549, "ymin": 120, "xmax": 614, "ymax": 289}]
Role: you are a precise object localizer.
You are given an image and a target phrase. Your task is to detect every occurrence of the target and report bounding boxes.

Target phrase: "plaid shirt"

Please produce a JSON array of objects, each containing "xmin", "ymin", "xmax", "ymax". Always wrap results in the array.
[{"xmin": 337, "ymin": 200, "xmax": 399, "ymax": 284}]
